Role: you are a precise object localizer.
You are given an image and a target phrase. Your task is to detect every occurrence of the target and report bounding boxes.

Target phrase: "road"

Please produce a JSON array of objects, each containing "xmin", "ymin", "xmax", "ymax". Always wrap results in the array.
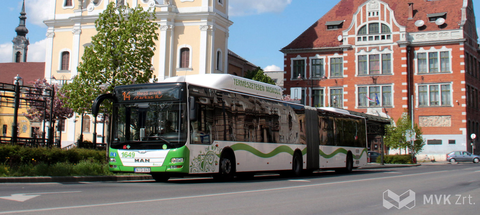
[{"xmin": 0, "ymin": 163, "xmax": 479, "ymax": 215}]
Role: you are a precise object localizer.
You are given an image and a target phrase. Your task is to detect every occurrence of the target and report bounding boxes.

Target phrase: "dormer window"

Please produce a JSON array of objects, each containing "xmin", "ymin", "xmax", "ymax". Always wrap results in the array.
[
  {"xmin": 326, "ymin": 20, "xmax": 344, "ymax": 30},
  {"xmin": 427, "ymin": 12, "xmax": 447, "ymax": 22},
  {"xmin": 357, "ymin": 23, "xmax": 391, "ymax": 42}
]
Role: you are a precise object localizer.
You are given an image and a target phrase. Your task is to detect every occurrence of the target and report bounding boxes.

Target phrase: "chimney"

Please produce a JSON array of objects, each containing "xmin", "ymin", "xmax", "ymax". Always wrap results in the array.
[{"xmin": 408, "ymin": 3, "xmax": 414, "ymax": 19}]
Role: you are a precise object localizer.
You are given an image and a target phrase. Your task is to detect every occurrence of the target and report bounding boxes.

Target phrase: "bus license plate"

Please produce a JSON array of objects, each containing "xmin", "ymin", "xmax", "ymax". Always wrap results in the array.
[{"xmin": 134, "ymin": 167, "xmax": 151, "ymax": 173}]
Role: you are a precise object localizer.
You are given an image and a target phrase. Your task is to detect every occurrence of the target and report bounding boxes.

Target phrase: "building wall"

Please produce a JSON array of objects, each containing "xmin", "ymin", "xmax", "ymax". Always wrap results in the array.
[
  {"xmin": 44, "ymin": 0, "xmax": 232, "ymax": 147},
  {"xmin": 282, "ymin": 0, "xmax": 480, "ymax": 160}
]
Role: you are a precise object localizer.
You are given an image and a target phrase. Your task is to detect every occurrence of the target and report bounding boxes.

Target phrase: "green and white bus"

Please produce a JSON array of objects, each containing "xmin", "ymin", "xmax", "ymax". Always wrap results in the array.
[{"xmin": 92, "ymin": 74, "xmax": 367, "ymax": 181}]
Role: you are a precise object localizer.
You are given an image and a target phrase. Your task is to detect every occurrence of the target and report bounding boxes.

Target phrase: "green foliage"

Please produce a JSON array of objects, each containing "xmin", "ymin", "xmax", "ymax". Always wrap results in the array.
[
  {"xmin": 384, "ymin": 113, "xmax": 425, "ymax": 155},
  {"xmin": 61, "ymin": 2, "xmax": 159, "ymax": 115},
  {"xmin": 383, "ymin": 155, "xmax": 414, "ymax": 164},
  {"xmin": 0, "ymin": 145, "xmax": 110, "ymax": 176},
  {"xmin": 0, "ymin": 145, "xmax": 105, "ymax": 165},
  {"xmin": 244, "ymin": 67, "xmax": 276, "ymax": 85}
]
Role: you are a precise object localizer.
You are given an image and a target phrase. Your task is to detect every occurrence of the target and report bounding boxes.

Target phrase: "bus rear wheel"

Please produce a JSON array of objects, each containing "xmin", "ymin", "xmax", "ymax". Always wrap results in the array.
[
  {"xmin": 336, "ymin": 153, "xmax": 353, "ymax": 173},
  {"xmin": 292, "ymin": 152, "xmax": 303, "ymax": 176}
]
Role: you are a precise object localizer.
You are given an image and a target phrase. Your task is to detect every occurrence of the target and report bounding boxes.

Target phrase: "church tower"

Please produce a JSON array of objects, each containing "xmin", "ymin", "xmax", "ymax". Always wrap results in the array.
[{"xmin": 12, "ymin": 0, "xmax": 29, "ymax": 63}]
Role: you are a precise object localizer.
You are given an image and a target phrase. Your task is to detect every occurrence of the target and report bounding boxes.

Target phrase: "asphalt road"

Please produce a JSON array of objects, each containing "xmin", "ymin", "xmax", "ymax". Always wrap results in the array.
[{"xmin": 0, "ymin": 163, "xmax": 479, "ymax": 215}]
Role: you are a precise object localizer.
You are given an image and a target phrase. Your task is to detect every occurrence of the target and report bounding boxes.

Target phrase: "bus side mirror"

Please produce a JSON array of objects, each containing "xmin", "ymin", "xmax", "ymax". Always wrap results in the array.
[{"xmin": 189, "ymin": 96, "xmax": 197, "ymax": 121}]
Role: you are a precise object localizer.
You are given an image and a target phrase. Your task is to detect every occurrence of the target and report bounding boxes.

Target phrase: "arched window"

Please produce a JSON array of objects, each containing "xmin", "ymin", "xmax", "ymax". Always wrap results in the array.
[
  {"xmin": 15, "ymin": 52, "xmax": 22, "ymax": 63},
  {"xmin": 180, "ymin": 48, "xmax": 190, "ymax": 68},
  {"xmin": 216, "ymin": 50, "xmax": 222, "ymax": 71},
  {"xmin": 83, "ymin": 115, "xmax": 90, "ymax": 133},
  {"xmin": 357, "ymin": 23, "xmax": 391, "ymax": 42},
  {"xmin": 64, "ymin": 0, "xmax": 72, "ymax": 7},
  {"xmin": 61, "ymin": 51, "xmax": 70, "ymax": 70}
]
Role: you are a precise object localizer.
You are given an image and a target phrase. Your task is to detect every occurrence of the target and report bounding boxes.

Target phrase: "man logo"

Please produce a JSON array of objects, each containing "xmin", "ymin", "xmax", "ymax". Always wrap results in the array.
[{"xmin": 383, "ymin": 189, "xmax": 416, "ymax": 209}]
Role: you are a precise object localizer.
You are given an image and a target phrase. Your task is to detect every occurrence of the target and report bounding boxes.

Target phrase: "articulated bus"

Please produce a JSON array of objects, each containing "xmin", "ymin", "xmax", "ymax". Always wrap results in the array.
[{"xmin": 92, "ymin": 74, "xmax": 367, "ymax": 181}]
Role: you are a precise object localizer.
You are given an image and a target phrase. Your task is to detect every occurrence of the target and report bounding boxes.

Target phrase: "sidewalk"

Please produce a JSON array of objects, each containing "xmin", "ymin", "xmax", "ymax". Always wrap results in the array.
[{"xmin": 361, "ymin": 161, "xmax": 449, "ymax": 169}]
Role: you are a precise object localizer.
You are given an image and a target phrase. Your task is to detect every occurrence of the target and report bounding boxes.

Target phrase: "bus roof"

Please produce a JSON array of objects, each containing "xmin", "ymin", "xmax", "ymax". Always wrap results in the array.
[
  {"xmin": 318, "ymin": 107, "xmax": 364, "ymax": 119},
  {"xmin": 162, "ymin": 74, "xmax": 283, "ymax": 100}
]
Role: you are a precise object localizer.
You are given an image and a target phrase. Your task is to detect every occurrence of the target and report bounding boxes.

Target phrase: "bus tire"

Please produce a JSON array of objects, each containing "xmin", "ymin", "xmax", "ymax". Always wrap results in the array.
[
  {"xmin": 292, "ymin": 152, "xmax": 303, "ymax": 176},
  {"xmin": 335, "ymin": 153, "xmax": 353, "ymax": 173},
  {"xmin": 151, "ymin": 174, "xmax": 170, "ymax": 182},
  {"xmin": 345, "ymin": 153, "xmax": 353, "ymax": 173},
  {"xmin": 218, "ymin": 152, "xmax": 236, "ymax": 181}
]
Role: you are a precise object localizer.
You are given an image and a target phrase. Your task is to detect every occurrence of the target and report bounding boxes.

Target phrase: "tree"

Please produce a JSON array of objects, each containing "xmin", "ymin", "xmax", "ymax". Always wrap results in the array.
[
  {"xmin": 244, "ymin": 67, "xmax": 276, "ymax": 85},
  {"xmin": 384, "ymin": 113, "xmax": 425, "ymax": 156},
  {"xmin": 61, "ymin": 2, "xmax": 159, "ymax": 114},
  {"xmin": 25, "ymin": 79, "xmax": 74, "ymax": 139}
]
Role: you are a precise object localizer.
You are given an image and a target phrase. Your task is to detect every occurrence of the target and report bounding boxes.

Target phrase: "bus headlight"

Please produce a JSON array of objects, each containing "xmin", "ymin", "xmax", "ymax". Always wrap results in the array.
[{"xmin": 171, "ymin": 158, "xmax": 184, "ymax": 163}]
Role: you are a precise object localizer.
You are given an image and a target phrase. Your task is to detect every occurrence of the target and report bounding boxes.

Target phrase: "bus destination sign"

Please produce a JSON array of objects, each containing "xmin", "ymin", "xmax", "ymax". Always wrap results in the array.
[{"xmin": 121, "ymin": 90, "xmax": 164, "ymax": 101}]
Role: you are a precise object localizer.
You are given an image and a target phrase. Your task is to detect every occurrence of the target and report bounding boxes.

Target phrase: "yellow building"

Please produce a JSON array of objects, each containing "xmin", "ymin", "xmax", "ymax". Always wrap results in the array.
[{"xmin": 44, "ymin": 0, "xmax": 233, "ymax": 147}]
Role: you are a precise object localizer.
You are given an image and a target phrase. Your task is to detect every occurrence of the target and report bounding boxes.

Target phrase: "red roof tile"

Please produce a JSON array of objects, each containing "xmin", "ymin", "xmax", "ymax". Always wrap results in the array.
[
  {"xmin": 283, "ymin": 0, "xmax": 470, "ymax": 50},
  {"xmin": 0, "ymin": 62, "xmax": 45, "ymax": 86}
]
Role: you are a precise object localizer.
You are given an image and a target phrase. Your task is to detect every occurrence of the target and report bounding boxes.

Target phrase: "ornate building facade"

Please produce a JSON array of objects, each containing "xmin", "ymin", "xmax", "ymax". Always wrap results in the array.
[
  {"xmin": 282, "ymin": 0, "xmax": 480, "ymax": 160},
  {"xmin": 44, "ymin": 0, "xmax": 232, "ymax": 146}
]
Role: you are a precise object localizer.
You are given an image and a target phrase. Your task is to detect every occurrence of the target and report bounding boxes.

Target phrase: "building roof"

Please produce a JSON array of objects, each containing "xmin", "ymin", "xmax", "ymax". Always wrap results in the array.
[
  {"xmin": 282, "ymin": 0, "xmax": 470, "ymax": 51},
  {"xmin": 0, "ymin": 62, "xmax": 45, "ymax": 86}
]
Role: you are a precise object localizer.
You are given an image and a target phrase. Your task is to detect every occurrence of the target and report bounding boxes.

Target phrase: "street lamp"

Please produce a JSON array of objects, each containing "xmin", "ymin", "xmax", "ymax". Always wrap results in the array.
[{"xmin": 11, "ymin": 74, "xmax": 22, "ymax": 144}]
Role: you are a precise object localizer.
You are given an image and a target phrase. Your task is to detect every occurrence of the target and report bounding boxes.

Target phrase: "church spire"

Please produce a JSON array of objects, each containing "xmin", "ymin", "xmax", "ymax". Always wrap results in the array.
[{"xmin": 12, "ymin": 0, "xmax": 29, "ymax": 63}]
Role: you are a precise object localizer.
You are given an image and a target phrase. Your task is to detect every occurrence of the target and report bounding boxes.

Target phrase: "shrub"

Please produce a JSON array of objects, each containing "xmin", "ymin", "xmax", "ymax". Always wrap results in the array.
[
  {"xmin": 383, "ymin": 154, "xmax": 414, "ymax": 164},
  {"xmin": 0, "ymin": 145, "xmax": 108, "ymax": 176}
]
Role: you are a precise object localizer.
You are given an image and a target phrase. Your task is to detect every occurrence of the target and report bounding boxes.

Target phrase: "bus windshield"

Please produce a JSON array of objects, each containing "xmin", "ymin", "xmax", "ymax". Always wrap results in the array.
[{"xmin": 112, "ymin": 101, "xmax": 187, "ymax": 149}]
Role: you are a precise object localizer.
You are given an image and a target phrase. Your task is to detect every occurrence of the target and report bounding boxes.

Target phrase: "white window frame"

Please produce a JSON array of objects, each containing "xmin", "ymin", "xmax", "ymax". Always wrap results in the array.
[
  {"xmin": 216, "ymin": 49, "xmax": 223, "ymax": 72},
  {"xmin": 58, "ymin": 48, "xmax": 72, "ymax": 72},
  {"xmin": 328, "ymin": 54, "xmax": 344, "ymax": 78},
  {"xmin": 63, "ymin": 0, "xmax": 75, "ymax": 9},
  {"xmin": 177, "ymin": 45, "xmax": 192, "ymax": 70},
  {"xmin": 291, "ymin": 55, "xmax": 307, "ymax": 80},
  {"xmin": 356, "ymin": 49, "xmax": 393, "ymax": 76},
  {"xmin": 309, "ymin": 55, "xmax": 327, "ymax": 79},
  {"xmin": 356, "ymin": 84, "xmax": 394, "ymax": 108},
  {"xmin": 329, "ymin": 87, "xmax": 344, "ymax": 108},
  {"xmin": 416, "ymin": 82, "xmax": 453, "ymax": 107},
  {"xmin": 310, "ymin": 87, "xmax": 325, "ymax": 107},
  {"xmin": 415, "ymin": 47, "xmax": 453, "ymax": 74}
]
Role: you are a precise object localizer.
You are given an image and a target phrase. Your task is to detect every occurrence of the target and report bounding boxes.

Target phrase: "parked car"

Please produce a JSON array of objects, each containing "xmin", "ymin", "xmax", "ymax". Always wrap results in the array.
[
  {"xmin": 446, "ymin": 151, "xmax": 480, "ymax": 163},
  {"xmin": 368, "ymin": 151, "xmax": 381, "ymax": 163}
]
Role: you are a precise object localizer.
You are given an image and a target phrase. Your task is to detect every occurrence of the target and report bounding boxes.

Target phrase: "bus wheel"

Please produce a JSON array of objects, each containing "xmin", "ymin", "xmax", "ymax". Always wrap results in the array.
[
  {"xmin": 292, "ymin": 152, "xmax": 303, "ymax": 176},
  {"xmin": 345, "ymin": 154, "xmax": 353, "ymax": 173},
  {"xmin": 218, "ymin": 153, "xmax": 236, "ymax": 181},
  {"xmin": 151, "ymin": 174, "xmax": 170, "ymax": 182},
  {"xmin": 335, "ymin": 153, "xmax": 353, "ymax": 174}
]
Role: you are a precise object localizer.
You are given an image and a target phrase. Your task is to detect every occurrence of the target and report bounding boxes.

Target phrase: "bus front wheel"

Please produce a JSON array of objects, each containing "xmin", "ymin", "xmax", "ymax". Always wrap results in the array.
[
  {"xmin": 217, "ymin": 153, "xmax": 236, "ymax": 181},
  {"xmin": 151, "ymin": 174, "xmax": 170, "ymax": 182}
]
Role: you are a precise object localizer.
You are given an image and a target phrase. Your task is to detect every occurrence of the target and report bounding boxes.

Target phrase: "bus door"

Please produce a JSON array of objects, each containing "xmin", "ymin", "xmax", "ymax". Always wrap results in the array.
[{"xmin": 305, "ymin": 107, "xmax": 319, "ymax": 170}]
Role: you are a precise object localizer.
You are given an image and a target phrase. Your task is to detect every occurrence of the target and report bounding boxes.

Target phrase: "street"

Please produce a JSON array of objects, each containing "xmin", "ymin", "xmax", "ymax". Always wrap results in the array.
[{"xmin": 0, "ymin": 163, "xmax": 479, "ymax": 215}]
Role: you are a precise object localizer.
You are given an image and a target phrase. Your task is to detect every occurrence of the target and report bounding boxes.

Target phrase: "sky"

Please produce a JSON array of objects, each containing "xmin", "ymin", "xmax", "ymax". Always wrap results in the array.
[{"xmin": 1, "ymin": 0, "xmax": 480, "ymax": 72}]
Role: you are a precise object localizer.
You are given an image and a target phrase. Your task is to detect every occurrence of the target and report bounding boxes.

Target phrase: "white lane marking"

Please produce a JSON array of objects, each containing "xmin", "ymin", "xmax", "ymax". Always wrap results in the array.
[
  {"xmin": 0, "ymin": 170, "xmax": 453, "ymax": 214},
  {"xmin": 0, "ymin": 191, "xmax": 81, "ymax": 203},
  {"xmin": 288, "ymin": 179, "xmax": 311, "ymax": 182}
]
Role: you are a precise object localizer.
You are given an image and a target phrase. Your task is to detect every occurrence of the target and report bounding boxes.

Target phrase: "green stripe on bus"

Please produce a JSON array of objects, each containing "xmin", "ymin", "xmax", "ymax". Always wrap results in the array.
[
  {"xmin": 319, "ymin": 148, "xmax": 368, "ymax": 160},
  {"xmin": 230, "ymin": 143, "xmax": 296, "ymax": 158}
]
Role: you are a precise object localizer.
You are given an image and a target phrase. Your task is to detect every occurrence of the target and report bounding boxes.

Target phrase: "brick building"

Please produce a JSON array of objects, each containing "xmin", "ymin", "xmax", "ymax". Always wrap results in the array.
[{"xmin": 281, "ymin": 0, "xmax": 479, "ymax": 160}]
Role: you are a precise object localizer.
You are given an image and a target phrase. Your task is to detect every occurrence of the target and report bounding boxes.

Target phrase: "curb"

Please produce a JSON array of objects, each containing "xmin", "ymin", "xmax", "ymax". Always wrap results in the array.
[
  {"xmin": 0, "ymin": 175, "xmax": 152, "ymax": 183},
  {"xmin": 360, "ymin": 164, "xmax": 422, "ymax": 169}
]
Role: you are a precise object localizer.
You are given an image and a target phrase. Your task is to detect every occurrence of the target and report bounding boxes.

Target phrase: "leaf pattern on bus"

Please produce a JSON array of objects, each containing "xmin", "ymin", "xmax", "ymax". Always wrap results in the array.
[{"xmin": 190, "ymin": 145, "xmax": 220, "ymax": 173}]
